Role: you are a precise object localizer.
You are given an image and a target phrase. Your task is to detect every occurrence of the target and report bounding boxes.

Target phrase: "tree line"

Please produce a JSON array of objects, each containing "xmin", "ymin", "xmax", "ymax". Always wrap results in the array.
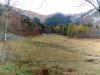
[{"xmin": 21, "ymin": 15, "xmax": 100, "ymax": 38}]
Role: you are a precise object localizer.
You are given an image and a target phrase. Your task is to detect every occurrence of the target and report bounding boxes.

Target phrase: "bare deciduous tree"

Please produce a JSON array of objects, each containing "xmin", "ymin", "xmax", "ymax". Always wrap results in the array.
[
  {"xmin": 84, "ymin": 0, "xmax": 100, "ymax": 12},
  {"xmin": 0, "ymin": 0, "xmax": 19, "ymax": 63},
  {"xmin": 0, "ymin": 0, "xmax": 47, "ymax": 63}
]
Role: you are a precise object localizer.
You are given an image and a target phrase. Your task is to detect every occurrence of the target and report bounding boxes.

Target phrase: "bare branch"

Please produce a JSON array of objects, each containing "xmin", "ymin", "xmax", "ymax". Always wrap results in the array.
[
  {"xmin": 85, "ymin": 0, "xmax": 98, "ymax": 10},
  {"xmin": 38, "ymin": 0, "xmax": 45, "ymax": 8},
  {"xmin": 78, "ymin": 1, "xmax": 90, "ymax": 7},
  {"xmin": 33, "ymin": 0, "xmax": 47, "ymax": 9},
  {"xmin": 96, "ymin": 0, "xmax": 100, "ymax": 6},
  {"xmin": 78, "ymin": 2, "xmax": 86, "ymax": 7},
  {"xmin": 85, "ymin": 0, "xmax": 99, "ymax": 11}
]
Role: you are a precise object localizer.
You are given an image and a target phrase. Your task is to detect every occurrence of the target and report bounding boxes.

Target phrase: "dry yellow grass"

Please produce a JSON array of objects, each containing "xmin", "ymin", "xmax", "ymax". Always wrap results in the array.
[{"xmin": 0, "ymin": 34, "xmax": 100, "ymax": 75}]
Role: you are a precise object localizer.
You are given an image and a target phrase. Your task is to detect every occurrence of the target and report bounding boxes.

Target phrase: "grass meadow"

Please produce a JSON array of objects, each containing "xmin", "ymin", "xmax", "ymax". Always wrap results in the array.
[{"xmin": 0, "ymin": 34, "xmax": 100, "ymax": 75}]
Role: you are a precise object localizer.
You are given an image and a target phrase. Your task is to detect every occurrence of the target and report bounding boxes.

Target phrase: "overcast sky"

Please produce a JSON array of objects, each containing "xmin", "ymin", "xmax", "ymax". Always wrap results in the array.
[{"xmin": 0, "ymin": 0, "xmax": 94, "ymax": 15}]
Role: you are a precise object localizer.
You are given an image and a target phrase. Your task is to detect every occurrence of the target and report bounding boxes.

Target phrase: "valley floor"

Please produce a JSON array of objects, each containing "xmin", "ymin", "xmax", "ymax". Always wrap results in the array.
[{"xmin": 0, "ymin": 34, "xmax": 100, "ymax": 75}]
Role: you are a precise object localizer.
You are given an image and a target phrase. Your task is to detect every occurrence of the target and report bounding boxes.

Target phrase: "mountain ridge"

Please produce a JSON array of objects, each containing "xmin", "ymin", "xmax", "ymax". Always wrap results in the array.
[{"xmin": 1, "ymin": 4, "xmax": 100, "ymax": 34}]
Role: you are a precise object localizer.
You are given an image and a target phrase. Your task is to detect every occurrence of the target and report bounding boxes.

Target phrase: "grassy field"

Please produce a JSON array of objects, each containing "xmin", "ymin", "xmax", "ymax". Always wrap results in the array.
[{"xmin": 0, "ymin": 34, "xmax": 100, "ymax": 75}]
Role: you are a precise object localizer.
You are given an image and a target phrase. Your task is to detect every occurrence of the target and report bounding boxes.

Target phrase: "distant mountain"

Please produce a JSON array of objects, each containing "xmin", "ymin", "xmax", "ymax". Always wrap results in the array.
[
  {"xmin": 0, "ymin": 5, "xmax": 24, "ymax": 33},
  {"xmin": 72, "ymin": 9, "xmax": 100, "ymax": 26},
  {"xmin": 15, "ymin": 8, "xmax": 73, "ymax": 25},
  {"xmin": 14, "ymin": 7, "xmax": 47, "ymax": 23},
  {"xmin": 0, "ymin": 4, "xmax": 47, "ymax": 34},
  {"xmin": 43, "ymin": 13, "xmax": 72, "ymax": 25},
  {"xmin": 9, "ymin": 7, "xmax": 100, "ymax": 27},
  {"xmin": 1, "ymin": 3, "xmax": 100, "ymax": 35}
]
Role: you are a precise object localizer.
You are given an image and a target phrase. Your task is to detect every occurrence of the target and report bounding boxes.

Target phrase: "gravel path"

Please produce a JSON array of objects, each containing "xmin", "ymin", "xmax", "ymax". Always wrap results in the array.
[{"xmin": 0, "ymin": 32, "xmax": 25, "ymax": 40}]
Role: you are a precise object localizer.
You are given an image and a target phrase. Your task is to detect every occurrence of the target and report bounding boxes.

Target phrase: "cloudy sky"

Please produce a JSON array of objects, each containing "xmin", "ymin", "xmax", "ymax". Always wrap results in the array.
[{"xmin": 1, "ymin": 0, "xmax": 94, "ymax": 15}]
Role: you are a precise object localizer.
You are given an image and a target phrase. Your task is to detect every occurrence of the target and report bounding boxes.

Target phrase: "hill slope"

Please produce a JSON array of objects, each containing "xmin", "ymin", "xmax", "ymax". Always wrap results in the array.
[{"xmin": 73, "ymin": 9, "xmax": 100, "ymax": 26}]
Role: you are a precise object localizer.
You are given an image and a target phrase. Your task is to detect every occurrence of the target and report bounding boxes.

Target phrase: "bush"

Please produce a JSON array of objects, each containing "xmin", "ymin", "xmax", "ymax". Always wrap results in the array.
[{"xmin": 67, "ymin": 24, "xmax": 91, "ymax": 38}]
